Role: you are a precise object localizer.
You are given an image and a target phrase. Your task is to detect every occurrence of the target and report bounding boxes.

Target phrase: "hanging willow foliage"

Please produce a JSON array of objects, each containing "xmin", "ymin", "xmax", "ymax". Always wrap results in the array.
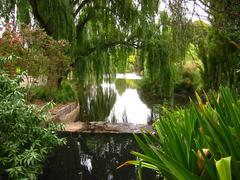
[
  {"xmin": 145, "ymin": 32, "xmax": 173, "ymax": 96},
  {"xmin": 0, "ymin": 0, "xmax": 161, "ymax": 84},
  {"xmin": 1, "ymin": 0, "xmax": 193, "ymax": 101},
  {"xmin": 139, "ymin": 8, "xmax": 191, "ymax": 97}
]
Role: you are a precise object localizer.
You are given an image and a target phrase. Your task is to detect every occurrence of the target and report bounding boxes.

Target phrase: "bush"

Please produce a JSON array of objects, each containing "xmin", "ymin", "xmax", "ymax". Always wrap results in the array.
[
  {"xmin": 0, "ymin": 57, "xmax": 65, "ymax": 179},
  {"xmin": 29, "ymin": 80, "xmax": 77, "ymax": 103},
  {"xmin": 122, "ymin": 86, "xmax": 239, "ymax": 180},
  {"xmin": 175, "ymin": 62, "xmax": 202, "ymax": 93}
]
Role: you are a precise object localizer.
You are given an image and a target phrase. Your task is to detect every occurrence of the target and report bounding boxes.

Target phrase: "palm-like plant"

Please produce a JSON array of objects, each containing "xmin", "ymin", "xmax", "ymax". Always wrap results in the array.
[
  {"xmin": 195, "ymin": 87, "xmax": 240, "ymax": 179},
  {"xmin": 121, "ymin": 87, "xmax": 238, "ymax": 180}
]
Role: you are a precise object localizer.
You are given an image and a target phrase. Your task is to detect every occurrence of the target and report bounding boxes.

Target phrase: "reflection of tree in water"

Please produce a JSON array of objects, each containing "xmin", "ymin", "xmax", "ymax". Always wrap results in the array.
[
  {"xmin": 79, "ymin": 86, "xmax": 116, "ymax": 122},
  {"xmin": 40, "ymin": 133, "xmax": 156, "ymax": 180},
  {"xmin": 115, "ymin": 79, "xmax": 127, "ymax": 95},
  {"xmin": 138, "ymin": 89, "xmax": 173, "ymax": 123},
  {"xmin": 122, "ymin": 108, "xmax": 128, "ymax": 123},
  {"xmin": 115, "ymin": 79, "xmax": 139, "ymax": 95},
  {"xmin": 109, "ymin": 107, "xmax": 128, "ymax": 123},
  {"xmin": 76, "ymin": 134, "xmax": 156, "ymax": 179}
]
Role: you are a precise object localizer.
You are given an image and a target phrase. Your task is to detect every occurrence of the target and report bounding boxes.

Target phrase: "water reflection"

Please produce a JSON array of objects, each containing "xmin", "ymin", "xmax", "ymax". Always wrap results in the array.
[
  {"xmin": 78, "ymin": 74, "xmax": 152, "ymax": 125},
  {"xmin": 39, "ymin": 133, "xmax": 156, "ymax": 180},
  {"xmin": 79, "ymin": 85, "xmax": 116, "ymax": 122},
  {"xmin": 108, "ymin": 88, "xmax": 151, "ymax": 124}
]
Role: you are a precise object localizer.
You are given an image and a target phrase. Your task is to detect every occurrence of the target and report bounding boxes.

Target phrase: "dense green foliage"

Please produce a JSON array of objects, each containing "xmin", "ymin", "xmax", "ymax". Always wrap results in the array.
[
  {"xmin": 206, "ymin": 0, "xmax": 240, "ymax": 48},
  {"xmin": 174, "ymin": 44, "xmax": 202, "ymax": 92},
  {"xmin": 29, "ymin": 80, "xmax": 78, "ymax": 103},
  {"xmin": 0, "ymin": 1, "xmax": 240, "ymax": 178},
  {"xmin": 123, "ymin": 87, "xmax": 240, "ymax": 179},
  {"xmin": 193, "ymin": 1, "xmax": 240, "ymax": 90},
  {"xmin": 140, "ymin": 16, "xmax": 174, "ymax": 97},
  {"xmin": 0, "ymin": 56, "xmax": 65, "ymax": 179},
  {"xmin": 139, "ymin": 7, "xmax": 193, "ymax": 97},
  {"xmin": 0, "ymin": 24, "xmax": 72, "ymax": 89},
  {"xmin": 194, "ymin": 24, "xmax": 239, "ymax": 90}
]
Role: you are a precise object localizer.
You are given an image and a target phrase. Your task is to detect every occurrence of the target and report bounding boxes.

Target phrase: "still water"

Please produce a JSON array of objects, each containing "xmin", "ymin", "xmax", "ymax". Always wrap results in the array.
[
  {"xmin": 107, "ymin": 74, "xmax": 151, "ymax": 124},
  {"xmin": 40, "ymin": 74, "xmax": 159, "ymax": 180},
  {"xmin": 39, "ymin": 133, "xmax": 157, "ymax": 180},
  {"xmin": 79, "ymin": 73, "xmax": 153, "ymax": 124},
  {"xmin": 40, "ymin": 74, "xmax": 190, "ymax": 179}
]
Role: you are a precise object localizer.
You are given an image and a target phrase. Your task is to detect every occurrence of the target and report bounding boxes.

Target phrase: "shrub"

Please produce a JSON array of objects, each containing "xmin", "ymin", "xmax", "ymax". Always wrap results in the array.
[
  {"xmin": 29, "ymin": 80, "xmax": 77, "ymax": 103},
  {"xmin": 122, "ymin": 86, "xmax": 238, "ymax": 180},
  {"xmin": 175, "ymin": 61, "xmax": 202, "ymax": 93},
  {"xmin": 0, "ymin": 56, "xmax": 65, "ymax": 179}
]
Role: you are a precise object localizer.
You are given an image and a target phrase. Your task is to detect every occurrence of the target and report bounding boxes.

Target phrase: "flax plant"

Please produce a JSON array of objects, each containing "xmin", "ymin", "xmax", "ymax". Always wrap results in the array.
[{"xmin": 121, "ymin": 87, "xmax": 238, "ymax": 180}]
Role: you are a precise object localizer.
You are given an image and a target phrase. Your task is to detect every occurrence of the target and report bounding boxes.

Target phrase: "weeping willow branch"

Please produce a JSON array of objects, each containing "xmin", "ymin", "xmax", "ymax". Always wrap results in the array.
[
  {"xmin": 77, "ymin": 36, "xmax": 139, "ymax": 57},
  {"xmin": 6, "ymin": 0, "xmax": 162, "ymax": 88},
  {"xmin": 76, "ymin": 12, "xmax": 92, "ymax": 35},
  {"xmin": 29, "ymin": 0, "xmax": 50, "ymax": 34},
  {"xmin": 74, "ymin": 0, "xmax": 93, "ymax": 17}
]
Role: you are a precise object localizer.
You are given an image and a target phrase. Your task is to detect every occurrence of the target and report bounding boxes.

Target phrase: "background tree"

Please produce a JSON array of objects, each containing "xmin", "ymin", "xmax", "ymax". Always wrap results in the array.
[
  {"xmin": 191, "ymin": 0, "xmax": 240, "ymax": 90},
  {"xmin": 139, "ymin": 3, "xmax": 192, "ymax": 98}
]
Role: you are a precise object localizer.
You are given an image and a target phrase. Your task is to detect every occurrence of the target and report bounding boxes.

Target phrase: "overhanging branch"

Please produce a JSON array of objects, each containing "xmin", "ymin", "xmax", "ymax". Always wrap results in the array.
[
  {"xmin": 80, "ymin": 37, "xmax": 140, "ymax": 57},
  {"xmin": 74, "ymin": 0, "xmax": 93, "ymax": 17}
]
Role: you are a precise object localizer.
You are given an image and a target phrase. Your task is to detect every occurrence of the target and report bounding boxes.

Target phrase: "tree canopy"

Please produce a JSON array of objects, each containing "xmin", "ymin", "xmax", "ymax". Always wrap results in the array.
[
  {"xmin": 1, "ymin": 0, "xmax": 239, "ymax": 93},
  {"xmin": 2, "ymin": 0, "xmax": 159, "ymax": 84}
]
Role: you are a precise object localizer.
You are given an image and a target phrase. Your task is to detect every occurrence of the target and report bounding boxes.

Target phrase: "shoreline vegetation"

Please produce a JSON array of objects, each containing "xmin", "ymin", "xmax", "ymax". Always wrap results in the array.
[{"xmin": 1, "ymin": 0, "xmax": 239, "ymax": 179}]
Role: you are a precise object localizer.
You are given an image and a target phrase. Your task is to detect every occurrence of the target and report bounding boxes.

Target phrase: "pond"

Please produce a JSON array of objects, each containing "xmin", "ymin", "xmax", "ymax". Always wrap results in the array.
[
  {"xmin": 107, "ymin": 73, "xmax": 153, "ymax": 124},
  {"xmin": 40, "ymin": 73, "xmax": 191, "ymax": 179},
  {"xmin": 39, "ymin": 132, "xmax": 158, "ymax": 180},
  {"xmin": 78, "ymin": 73, "xmax": 191, "ymax": 124},
  {"xmin": 79, "ymin": 73, "xmax": 153, "ymax": 124}
]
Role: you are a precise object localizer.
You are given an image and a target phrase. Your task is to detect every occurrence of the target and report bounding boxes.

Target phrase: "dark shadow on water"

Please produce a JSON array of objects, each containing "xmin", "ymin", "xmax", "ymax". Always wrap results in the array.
[
  {"xmin": 78, "ymin": 86, "xmax": 116, "ymax": 122},
  {"xmin": 39, "ymin": 132, "xmax": 157, "ymax": 180}
]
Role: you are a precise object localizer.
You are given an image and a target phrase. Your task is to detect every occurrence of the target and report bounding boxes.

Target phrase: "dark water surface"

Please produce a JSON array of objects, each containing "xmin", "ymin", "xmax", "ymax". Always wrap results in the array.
[{"xmin": 39, "ymin": 132, "xmax": 157, "ymax": 180}]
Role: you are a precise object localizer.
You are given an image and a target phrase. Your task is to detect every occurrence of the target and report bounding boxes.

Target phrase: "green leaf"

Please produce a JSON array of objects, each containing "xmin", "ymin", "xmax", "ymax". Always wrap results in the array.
[
  {"xmin": 215, "ymin": 157, "xmax": 232, "ymax": 180},
  {"xmin": 150, "ymin": 147, "xmax": 198, "ymax": 180}
]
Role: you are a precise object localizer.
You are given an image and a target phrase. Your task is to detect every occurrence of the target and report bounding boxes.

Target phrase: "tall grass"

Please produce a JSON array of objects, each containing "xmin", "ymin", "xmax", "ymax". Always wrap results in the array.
[{"xmin": 121, "ymin": 86, "xmax": 238, "ymax": 179}]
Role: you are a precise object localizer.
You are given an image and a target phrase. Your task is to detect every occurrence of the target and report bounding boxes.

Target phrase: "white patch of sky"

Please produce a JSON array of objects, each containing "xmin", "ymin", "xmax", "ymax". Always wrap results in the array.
[
  {"xmin": 185, "ymin": 0, "xmax": 209, "ymax": 22},
  {"xmin": 0, "ymin": 17, "xmax": 6, "ymax": 38},
  {"xmin": 158, "ymin": 0, "xmax": 209, "ymax": 23}
]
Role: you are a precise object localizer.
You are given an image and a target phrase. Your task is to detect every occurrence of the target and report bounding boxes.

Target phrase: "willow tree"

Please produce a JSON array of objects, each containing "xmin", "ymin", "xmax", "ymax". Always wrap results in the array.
[
  {"xmin": 1, "ymin": 0, "xmax": 164, "ymax": 120},
  {"xmin": 138, "ymin": 1, "xmax": 192, "ymax": 98},
  {"xmin": 205, "ymin": 0, "xmax": 240, "ymax": 89},
  {"xmin": 1, "ymin": 0, "xmax": 161, "ymax": 82},
  {"xmin": 139, "ymin": 12, "xmax": 174, "ymax": 98}
]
